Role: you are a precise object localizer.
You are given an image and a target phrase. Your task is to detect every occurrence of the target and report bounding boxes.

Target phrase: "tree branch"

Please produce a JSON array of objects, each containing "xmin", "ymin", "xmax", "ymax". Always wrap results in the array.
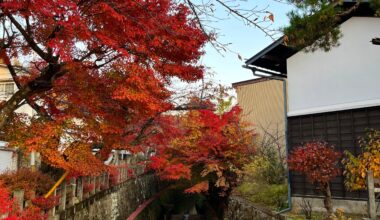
[
  {"xmin": 214, "ymin": 0, "xmax": 275, "ymax": 39},
  {"xmin": 6, "ymin": 15, "xmax": 52, "ymax": 62}
]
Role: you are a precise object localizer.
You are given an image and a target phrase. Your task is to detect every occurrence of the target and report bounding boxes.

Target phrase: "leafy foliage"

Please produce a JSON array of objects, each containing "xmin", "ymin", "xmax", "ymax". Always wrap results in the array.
[
  {"xmin": 31, "ymin": 196, "xmax": 60, "ymax": 211},
  {"xmin": 0, "ymin": 181, "xmax": 46, "ymax": 220},
  {"xmin": 283, "ymin": 1, "xmax": 379, "ymax": 51},
  {"xmin": 245, "ymin": 148, "xmax": 286, "ymax": 185},
  {"xmin": 150, "ymin": 106, "xmax": 255, "ymax": 197},
  {"xmin": 83, "ymin": 182, "xmax": 95, "ymax": 194},
  {"xmin": 288, "ymin": 141, "xmax": 341, "ymax": 185},
  {"xmin": 237, "ymin": 140, "xmax": 287, "ymax": 211},
  {"xmin": 108, "ymin": 165, "xmax": 121, "ymax": 186},
  {"xmin": 288, "ymin": 141, "xmax": 341, "ymax": 214},
  {"xmin": 0, "ymin": 181, "xmax": 13, "ymax": 216},
  {"xmin": 0, "ymin": 168, "xmax": 54, "ymax": 200},
  {"xmin": 343, "ymin": 130, "xmax": 380, "ymax": 190},
  {"xmin": 0, "ymin": 0, "xmax": 207, "ymax": 176},
  {"xmin": 284, "ymin": 4, "xmax": 341, "ymax": 52},
  {"xmin": 237, "ymin": 182, "xmax": 288, "ymax": 211},
  {"xmin": 184, "ymin": 181, "xmax": 209, "ymax": 194},
  {"xmin": 8, "ymin": 206, "xmax": 46, "ymax": 220}
]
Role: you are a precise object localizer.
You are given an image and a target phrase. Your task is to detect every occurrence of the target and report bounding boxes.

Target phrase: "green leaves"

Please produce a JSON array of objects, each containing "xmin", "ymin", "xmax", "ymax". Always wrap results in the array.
[
  {"xmin": 283, "ymin": 3, "xmax": 341, "ymax": 52},
  {"xmin": 282, "ymin": 0, "xmax": 380, "ymax": 51}
]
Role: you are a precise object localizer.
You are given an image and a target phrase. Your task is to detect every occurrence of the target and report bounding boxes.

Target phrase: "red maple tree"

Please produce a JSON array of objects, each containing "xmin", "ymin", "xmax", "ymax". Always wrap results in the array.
[
  {"xmin": 0, "ymin": 0, "xmax": 207, "ymax": 175},
  {"xmin": 288, "ymin": 141, "xmax": 341, "ymax": 215},
  {"xmin": 150, "ymin": 106, "xmax": 255, "ymax": 218}
]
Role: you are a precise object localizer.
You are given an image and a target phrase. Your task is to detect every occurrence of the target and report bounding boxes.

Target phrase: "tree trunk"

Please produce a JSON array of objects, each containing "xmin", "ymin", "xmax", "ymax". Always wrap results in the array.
[
  {"xmin": 323, "ymin": 183, "xmax": 333, "ymax": 216},
  {"xmin": 205, "ymin": 185, "xmax": 230, "ymax": 220},
  {"xmin": 0, "ymin": 63, "xmax": 65, "ymax": 130},
  {"xmin": 0, "ymin": 86, "xmax": 33, "ymax": 129}
]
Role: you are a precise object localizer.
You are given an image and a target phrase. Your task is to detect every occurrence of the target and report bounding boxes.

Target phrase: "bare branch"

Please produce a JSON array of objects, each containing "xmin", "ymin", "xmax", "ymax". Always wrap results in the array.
[
  {"xmin": 215, "ymin": 0, "xmax": 275, "ymax": 39},
  {"xmin": 6, "ymin": 15, "xmax": 52, "ymax": 62}
]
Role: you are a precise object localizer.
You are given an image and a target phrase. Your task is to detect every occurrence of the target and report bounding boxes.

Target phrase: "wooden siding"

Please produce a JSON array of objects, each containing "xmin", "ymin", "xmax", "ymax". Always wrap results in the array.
[
  {"xmin": 0, "ymin": 64, "xmax": 12, "ymax": 81},
  {"xmin": 234, "ymin": 79, "xmax": 285, "ymax": 143},
  {"xmin": 288, "ymin": 105, "xmax": 380, "ymax": 200}
]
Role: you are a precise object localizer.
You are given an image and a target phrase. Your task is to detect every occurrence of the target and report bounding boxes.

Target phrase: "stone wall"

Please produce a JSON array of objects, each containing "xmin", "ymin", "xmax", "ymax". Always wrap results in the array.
[
  {"xmin": 57, "ymin": 174, "xmax": 160, "ymax": 220},
  {"xmin": 291, "ymin": 196, "xmax": 368, "ymax": 215},
  {"xmin": 225, "ymin": 196, "xmax": 285, "ymax": 220}
]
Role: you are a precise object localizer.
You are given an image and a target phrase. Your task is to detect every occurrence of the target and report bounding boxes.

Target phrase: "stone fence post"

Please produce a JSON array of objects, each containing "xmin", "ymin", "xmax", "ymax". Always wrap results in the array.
[
  {"xmin": 106, "ymin": 173, "xmax": 110, "ymax": 188},
  {"xmin": 47, "ymin": 189, "xmax": 57, "ymax": 218},
  {"xmin": 91, "ymin": 176, "xmax": 96, "ymax": 195},
  {"xmin": 59, "ymin": 180, "xmax": 67, "ymax": 211},
  {"xmin": 70, "ymin": 178, "xmax": 77, "ymax": 206},
  {"xmin": 13, "ymin": 190, "xmax": 24, "ymax": 211},
  {"xmin": 77, "ymin": 177, "xmax": 83, "ymax": 201},
  {"xmin": 367, "ymin": 170, "xmax": 377, "ymax": 219}
]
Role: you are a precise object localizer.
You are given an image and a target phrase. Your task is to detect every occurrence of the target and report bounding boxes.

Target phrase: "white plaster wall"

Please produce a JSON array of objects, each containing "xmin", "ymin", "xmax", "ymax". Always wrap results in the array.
[
  {"xmin": 0, "ymin": 151, "xmax": 17, "ymax": 173},
  {"xmin": 287, "ymin": 17, "xmax": 380, "ymax": 116}
]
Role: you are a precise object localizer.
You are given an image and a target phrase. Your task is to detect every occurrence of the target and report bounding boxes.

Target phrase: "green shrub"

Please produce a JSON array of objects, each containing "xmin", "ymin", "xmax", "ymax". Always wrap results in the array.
[
  {"xmin": 237, "ymin": 183, "xmax": 288, "ymax": 211},
  {"xmin": 243, "ymin": 155, "xmax": 285, "ymax": 185},
  {"xmin": 236, "ymin": 134, "xmax": 288, "ymax": 211}
]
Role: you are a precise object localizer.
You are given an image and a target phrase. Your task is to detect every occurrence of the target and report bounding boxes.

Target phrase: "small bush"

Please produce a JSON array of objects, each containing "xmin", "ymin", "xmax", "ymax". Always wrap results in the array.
[
  {"xmin": 237, "ymin": 182, "xmax": 288, "ymax": 210},
  {"xmin": 243, "ymin": 155, "xmax": 285, "ymax": 185},
  {"xmin": 343, "ymin": 129, "xmax": 380, "ymax": 190},
  {"xmin": 0, "ymin": 168, "xmax": 54, "ymax": 199},
  {"xmin": 83, "ymin": 182, "xmax": 95, "ymax": 194},
  {"xmin": 237, "ymin": 134, "xmax": 288, "ymax": 211},
  {"xmin": 32, "ymin": 195, "xmax": 60, "ymax": 211},
  {"xmin": 109, "ymin": 166, "xmax": 120, "ymax": 185},
  {"xmin": 288, "ymin": 141, "xmax": 341, "ymax": 215}
]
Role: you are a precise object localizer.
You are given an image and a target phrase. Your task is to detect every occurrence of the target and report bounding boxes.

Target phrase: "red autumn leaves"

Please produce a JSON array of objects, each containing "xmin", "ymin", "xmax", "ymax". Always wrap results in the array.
[
  {"xmin": 288, "ymin": 141, "xmax": 341, "ymax": 185},
  {"xmin": 150, "ymin": 106, "xmax": 255, "ymax": 195},
  {"xmin": 0, "ymin": 0, "xmax": 207, "ymax": 176}
]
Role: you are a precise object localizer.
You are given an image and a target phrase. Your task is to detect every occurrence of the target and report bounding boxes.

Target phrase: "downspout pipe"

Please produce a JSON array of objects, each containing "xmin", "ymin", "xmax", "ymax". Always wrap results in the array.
[{"xmin": 242, "ymin": 64, "xmax": 292, "ymax": 214}]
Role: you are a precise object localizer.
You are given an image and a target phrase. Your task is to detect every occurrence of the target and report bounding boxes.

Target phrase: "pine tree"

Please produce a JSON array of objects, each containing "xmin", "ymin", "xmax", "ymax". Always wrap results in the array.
[{"xmin": 284, "ymin": 1, "xmax": 380, "ymax": 51}]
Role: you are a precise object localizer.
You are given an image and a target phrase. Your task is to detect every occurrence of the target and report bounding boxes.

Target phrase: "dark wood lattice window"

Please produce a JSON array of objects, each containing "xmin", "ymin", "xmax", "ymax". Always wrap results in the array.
[{"xmin": 288, "ymin": 105, "xmax": 380, "ymax": 200}]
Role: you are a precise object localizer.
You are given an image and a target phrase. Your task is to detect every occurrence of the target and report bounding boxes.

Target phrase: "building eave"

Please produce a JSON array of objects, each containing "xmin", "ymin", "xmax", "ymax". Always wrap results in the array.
[
  {"xmin": 244, "ymin": 1, "xmax": 375, "ymax": 75},
  {"xmin": 245, "ymin": 36, "xmax": 297, "ymax": 74}
]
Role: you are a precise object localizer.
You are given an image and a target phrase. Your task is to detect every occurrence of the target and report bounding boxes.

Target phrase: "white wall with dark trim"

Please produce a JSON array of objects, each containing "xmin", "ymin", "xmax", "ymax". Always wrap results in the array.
[{"xmin": 287, "ymin": 17, "xmax": 380, "ymax": 116}]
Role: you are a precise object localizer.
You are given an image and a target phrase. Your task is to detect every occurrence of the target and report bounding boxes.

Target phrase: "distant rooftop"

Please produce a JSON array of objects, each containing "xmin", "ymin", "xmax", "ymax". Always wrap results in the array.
[{"xmin": 232, "ymin": 77, "xmax": 272, "ymax": 88}]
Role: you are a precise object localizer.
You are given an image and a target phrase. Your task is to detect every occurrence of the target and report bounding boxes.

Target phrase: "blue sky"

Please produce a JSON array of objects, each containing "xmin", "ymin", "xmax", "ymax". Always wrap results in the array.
[{"xmin": 201, "ymin": 2, "xmax": 293, "ymax": 86}]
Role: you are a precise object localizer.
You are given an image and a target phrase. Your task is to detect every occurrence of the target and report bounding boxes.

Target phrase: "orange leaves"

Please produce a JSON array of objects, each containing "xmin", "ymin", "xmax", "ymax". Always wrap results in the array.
[
  {"xmin": 111, "ymin": 64, "xmax": 171, "ymax": 116},
  {"xmin": 150, "ymin": 156, "xmax": 191, "ymax": 180},
  {"xmin": 62, "ymin": 142, "xmax": 108, "ymax": 176},
  {"xmin": 0, "ymin": 168, "xmax": 54, "ymax": 200},
  {"xmin": 160, "ymin": 164, "xmax": 192, "ymax": 180},
  {"xmin": 150, "ymin": 106, "xmax": 255, "ymax": 195},
  {"xmin": 264, "ymin": 11, "xmax": 275, "ymax": 22},
  {"xmin": 201, "ymin": 164, "xmax": 223, "ymax": 178},
  {"xmin": 1, "ymin": 0, "xmax": 209, "ymax": 190},
  {"xmin": 268, "ymin": 13, "xmax": 275, "ymax": 22},
  {"xmin": 343, "ymin": 130, "xmax": 380, "ymax": 190},
  {"xmin": 6, "ymin": 117, "xmax": 109, "ymax": 176},
  {"xmin": 185, "ymin": 181, "xmax": 209, "ymax": 194}
]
